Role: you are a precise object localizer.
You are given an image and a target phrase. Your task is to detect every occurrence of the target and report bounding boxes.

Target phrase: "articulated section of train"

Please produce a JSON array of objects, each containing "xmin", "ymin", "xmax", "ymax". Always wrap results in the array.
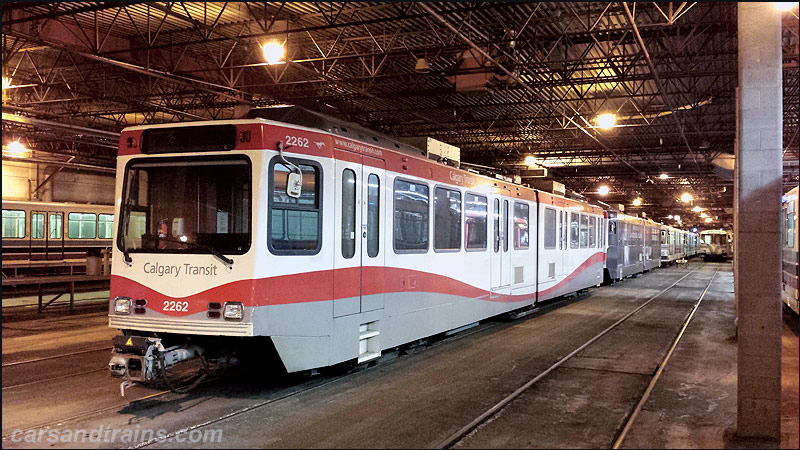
[{"xmin": 101, "ymin": 107, "xmax": 710, "ymax": 392}]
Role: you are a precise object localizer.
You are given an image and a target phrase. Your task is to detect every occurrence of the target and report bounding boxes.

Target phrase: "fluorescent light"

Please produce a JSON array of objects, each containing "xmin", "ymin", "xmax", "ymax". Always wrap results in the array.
[
  {"xmin": 262, "ymin": 42, "xmax": 285, "ymax": 65},
  {"xmin": 598, "ymin": 185, "xmax": 610, "ymax": 195},
  {"xmin": 596, "ymin": 113, "xmax": 616, "ymax": 129}
]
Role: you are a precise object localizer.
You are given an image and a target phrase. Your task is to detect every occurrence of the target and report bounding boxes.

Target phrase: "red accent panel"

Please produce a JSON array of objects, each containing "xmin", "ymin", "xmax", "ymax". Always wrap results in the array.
[
  {"xmin": 538, "ymin": 252, "xmax": 606, "ymax": 298},
  {"xmin": 111, "ymin": 252, "xmax": 606, "ymax": 317}
]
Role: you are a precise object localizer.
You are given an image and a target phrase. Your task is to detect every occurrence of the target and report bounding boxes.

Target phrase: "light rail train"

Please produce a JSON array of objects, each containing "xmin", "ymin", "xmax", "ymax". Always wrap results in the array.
[
  {"xmin": 1, "ymin": 200, "xmax": 114, "ymax": 276},
  {"xmin": 104, "ymin": 106, "xmax": 703, "ymax": 390},
  {"xmin": 783, "ymin": 186, "xmax": 798, "ymax": 314},
  {"xmin": 699, "ymin": 229, "xmax": 733, "ymax": 261}
]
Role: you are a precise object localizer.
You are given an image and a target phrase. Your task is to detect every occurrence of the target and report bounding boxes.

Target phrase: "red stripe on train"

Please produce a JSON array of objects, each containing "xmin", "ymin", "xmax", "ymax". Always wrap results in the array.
[{"xmin": 110, "ymin": 252, "xmax": 605, "ymax": 317}]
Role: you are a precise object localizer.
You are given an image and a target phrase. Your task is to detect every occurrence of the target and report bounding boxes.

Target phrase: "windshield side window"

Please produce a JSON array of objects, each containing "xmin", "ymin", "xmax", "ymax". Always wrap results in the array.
[{"xmin": 270, "ymin": 158, "xmax": 321, "ymax": 254}]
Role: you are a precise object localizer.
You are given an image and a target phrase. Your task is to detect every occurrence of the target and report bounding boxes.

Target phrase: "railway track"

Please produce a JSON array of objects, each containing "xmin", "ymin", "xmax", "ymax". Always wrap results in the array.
[
  {"xmin": 3, "ymin": 265, "xmax": 714, "ymax": 448},
  {"xmin": 435, "ymin": 264, "xmax": 719, "ymax": 449},
  {"xmin": 1, "ymin": 346, "xmax": 112, "ymax": 368}
]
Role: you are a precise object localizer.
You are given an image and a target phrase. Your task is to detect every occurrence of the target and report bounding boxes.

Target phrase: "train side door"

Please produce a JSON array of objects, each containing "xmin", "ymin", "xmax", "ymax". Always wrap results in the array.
[
  {"xmin": 47, "ymin": 212, "xmax": 64, "ymax": 260},
  {"xmin": 30, "ymin": 210, "xmax": 45, "ymax": 260},
  {"xmin": 360, "ymin": 156, "xmax": 385, "ymax": 313},
  {"xmin": 491, "ymin": 197, "xmax": 512, "ymax": 293},
  {"xmin": 333, "ymin": 153, "xmax": 385, "ymax": 318}
]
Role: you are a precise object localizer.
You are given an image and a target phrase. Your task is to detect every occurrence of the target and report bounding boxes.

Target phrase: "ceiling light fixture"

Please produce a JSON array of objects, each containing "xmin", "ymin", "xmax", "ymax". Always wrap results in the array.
[
  {"xmin": 5, "ymin": 141, "xmax": 28, "ymax": 157},
  {"xmin": 2, "ymin": 77, "xmax": 10, "ymax": 90},
  {"xmin": 598, "ymin": 185, "xmax": 610, "ymax": 195},
  {"xmin": 632, "ymin": 198, "xmax": 642, "ymax": 206},
  {"xmin": 596, "ymin": 113, "xmax": 616, "ymax": 129},
  {"xmin": 776, "ymin": 2, "xmax": 797, "ymax": 11},
  {"xmin": 705, "ymin": 217, "xmax": 712, "ymax": 223},
  {"xmin": 524, "ymin": 155, "xmax": 537, "ymax": 166},
  {"xmin": 262, "ymin": 42, "xmax": 285, "ymax": 65},
  {"xmin": 692, "ymin": 206, "xmax": 702, "ymax": 213},
  {"xmin": 681, "ymin": 192, "xmax": 693, "ymax": 203},
  {"xmin": 659, "ymin": 173, "xmax": 669, "ymax": 180}
]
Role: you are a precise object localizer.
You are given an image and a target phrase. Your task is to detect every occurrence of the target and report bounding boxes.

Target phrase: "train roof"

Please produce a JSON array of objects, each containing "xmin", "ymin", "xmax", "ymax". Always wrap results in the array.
[{"xmin": 119, "ymin": 107, "xmax": 605, "ymax": 214}]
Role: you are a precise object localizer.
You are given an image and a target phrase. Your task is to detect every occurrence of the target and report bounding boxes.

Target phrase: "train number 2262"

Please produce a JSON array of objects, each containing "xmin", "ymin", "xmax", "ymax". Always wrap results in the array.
[
  {"xmin": 285, "ymin": 135, "xmax": 309, "ymax": 148},
  {"xmin": 163, "ymin": 301, "xmax": 189, "ymax": 312}
]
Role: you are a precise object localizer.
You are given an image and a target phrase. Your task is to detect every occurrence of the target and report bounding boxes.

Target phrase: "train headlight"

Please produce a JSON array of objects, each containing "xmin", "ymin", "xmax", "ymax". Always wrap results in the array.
[
  {"xmin": 114, "ymin": 297, "xmax": 132, "ymax": 315},
  {"xmin": 223, "ymin": 302, "xmax": 243, "ymax": 320}
]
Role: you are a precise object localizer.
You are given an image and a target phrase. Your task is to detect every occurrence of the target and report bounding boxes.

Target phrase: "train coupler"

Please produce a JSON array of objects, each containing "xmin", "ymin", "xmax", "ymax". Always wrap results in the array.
[{"xmin": 109, "ymin": 335, "xmax": 202, "ymax": 396}]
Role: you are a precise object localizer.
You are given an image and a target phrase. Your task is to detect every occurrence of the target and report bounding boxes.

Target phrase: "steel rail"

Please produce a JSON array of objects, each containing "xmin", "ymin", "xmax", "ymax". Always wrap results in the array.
[
  {"xmin": 434, "ymin": 264, "xmax": 706, "ymax": 449},
  {"xmin": 1, "ymin": 346, "xmax": 113, "ymax": 367},
  {"xmin": 611, "ymin": 265, "xmax": 720, "ymax": 448}
]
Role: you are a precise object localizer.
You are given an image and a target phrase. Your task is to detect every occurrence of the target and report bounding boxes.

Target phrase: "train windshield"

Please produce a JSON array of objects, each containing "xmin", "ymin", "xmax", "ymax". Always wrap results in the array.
[
  {"xmin": 702, "ymin": 234, "xmax": 725, "ymax": 245},
  {"xmin": 119, "ymin": 156, "xmax": 251, "ymax": 255}
]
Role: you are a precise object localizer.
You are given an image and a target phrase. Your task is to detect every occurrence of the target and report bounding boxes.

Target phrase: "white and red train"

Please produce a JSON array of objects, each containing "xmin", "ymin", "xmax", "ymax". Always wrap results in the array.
[{"xmin": 105, "ymin": 107, "xmax": 695, "ymax": 386}]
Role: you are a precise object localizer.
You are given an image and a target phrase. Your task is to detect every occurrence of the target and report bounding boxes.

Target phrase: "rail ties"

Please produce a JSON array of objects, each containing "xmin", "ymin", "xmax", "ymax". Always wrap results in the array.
[{"xmin": 435, "ymin": 264, "xmax": 716, "ymax": 449}]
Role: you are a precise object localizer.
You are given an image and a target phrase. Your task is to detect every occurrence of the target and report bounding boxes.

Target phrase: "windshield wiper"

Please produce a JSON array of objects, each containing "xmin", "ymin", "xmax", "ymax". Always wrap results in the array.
[{"xmin": 160, "ymin": 237, "xmax": 234, "ymax": 266}]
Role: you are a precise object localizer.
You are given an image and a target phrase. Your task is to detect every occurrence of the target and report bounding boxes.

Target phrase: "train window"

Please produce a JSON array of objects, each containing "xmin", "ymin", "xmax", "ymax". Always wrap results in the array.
[
  {"xmin": 513, "ymin": 202, "xmax": 529, "ymax": 249},
  {"xmin": 570, "ymin": 213, "xmax": 579, "ymax": 248},
  {"xmin": 270, "ymin": 160, "xmax": 320, "ymax": 253},
  {"xmin": 68, "ymin": 213, "xmax": 97, "ymax": 239},
  {"xmin": 579, "ymin": 214, "xmax": 589, "ymax": 248},
  {"xmin": 394, "ymin": 179, "xmax": 429, "ymax": 252},
  {"xmin": 464, "ymin": 193, "xmax": 487, "ymax": 250},
  {"xmin": 98, "ymin": 214, "xmax": 114, "ymax": 239},
  {"xmin": 544, "ymin": 208, "xmax": 557, "ymax": 249},
  {"xmin": 121, "ymin": 156, "xmax": 252, "ymax": 255},
  {"xmin": 493, "ymin": 199, "xmax": 500, "ymax": 253},
  {"xmin": 49, "ymin": 213, "xmax": 62, "ymax": 239},
  {"xmin": 367, "ymin": 174, "xmax": 380, "ymax": 258},
  {"xmin": 341, "ymin": 169, "xmax": 357, "ymax": 259},
  {"xmin": 2, "ymin": 210, "xmax": 25, "ymax": 238},
  {"xmin": 503, "ymin": 200, "xmax": 509, "ymax": 252},
  {"xmin": 434, "ymin": 187, "xmax": 461, "ymax": 251},
  {"xmin": 588, "ymin": 215, "xmax": 596, "ymax": 248},
  {"xmin": 32, "ymin": 213, "xmax": 45, "ymax": 239},
  {"xmin": 661, "ymin": 230, "xmax": 667, "ymax": 245}
]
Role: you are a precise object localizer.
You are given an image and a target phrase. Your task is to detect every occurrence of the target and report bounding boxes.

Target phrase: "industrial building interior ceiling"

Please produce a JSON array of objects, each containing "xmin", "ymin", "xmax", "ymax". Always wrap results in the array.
[{"xmin": 2, "ymin": 2, "xmax": 798, "ymax": 226}]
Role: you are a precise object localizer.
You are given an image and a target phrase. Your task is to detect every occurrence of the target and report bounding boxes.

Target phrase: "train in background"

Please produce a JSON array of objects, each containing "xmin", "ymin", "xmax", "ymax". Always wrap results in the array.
[
  {"xmin": 783, "ymin": 186, "xmax": 798, "ymax": 314},
  {"xmin": 100, "ymin": 106, "xmax": 713, "ymax": 391},
  {"xmin": 604, "ymin": 212, "xmax": 661, "ymax": 282},
  {"xmin": 699, "ymin": 229, "xmax": 733, "ymax": 262},
  {"xmin": 1, "ymin": 200, "xmax": 114, "ymax": 276}
]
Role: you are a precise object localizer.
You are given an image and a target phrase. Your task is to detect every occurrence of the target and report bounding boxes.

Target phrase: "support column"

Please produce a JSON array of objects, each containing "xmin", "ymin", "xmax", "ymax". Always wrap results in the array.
[{"xmin": 736, "ymin": 2, "xmax": 783, "ymax": 440}]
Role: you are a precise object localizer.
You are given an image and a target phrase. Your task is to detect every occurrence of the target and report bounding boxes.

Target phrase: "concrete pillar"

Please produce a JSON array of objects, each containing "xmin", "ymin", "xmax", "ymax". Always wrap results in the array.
[{"xmin": 735, "ymin": 2, "xmax": 783, "ymax": 440}]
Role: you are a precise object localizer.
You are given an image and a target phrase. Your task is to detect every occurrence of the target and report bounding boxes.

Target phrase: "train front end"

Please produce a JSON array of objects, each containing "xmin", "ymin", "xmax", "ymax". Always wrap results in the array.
[{"xmin": 107, "ymin": 122, "xmax": 262, "ymax": 391}]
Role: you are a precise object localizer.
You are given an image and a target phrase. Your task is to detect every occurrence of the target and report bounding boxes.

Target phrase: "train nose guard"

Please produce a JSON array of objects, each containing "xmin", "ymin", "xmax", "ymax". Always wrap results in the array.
[{"xmin": 109, "ymin": 335, "xmax": 200, "ymax": 383}]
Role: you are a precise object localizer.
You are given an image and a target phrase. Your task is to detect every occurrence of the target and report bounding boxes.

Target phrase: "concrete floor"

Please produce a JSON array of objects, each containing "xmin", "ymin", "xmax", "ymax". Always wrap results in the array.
[{"xmin": 1, "ymin": 262, "xmax": 797, "ymax": 449}]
